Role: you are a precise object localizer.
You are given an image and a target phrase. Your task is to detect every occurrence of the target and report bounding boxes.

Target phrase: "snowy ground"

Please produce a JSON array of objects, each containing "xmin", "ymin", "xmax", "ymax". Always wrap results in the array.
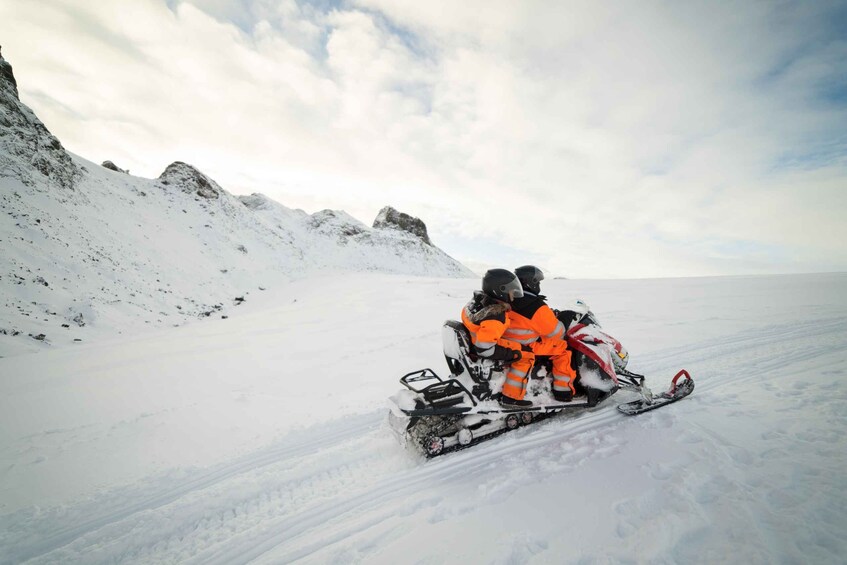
[{"xmin": 1, "ymin": 273, "xmax": 846, "ymax": 564}]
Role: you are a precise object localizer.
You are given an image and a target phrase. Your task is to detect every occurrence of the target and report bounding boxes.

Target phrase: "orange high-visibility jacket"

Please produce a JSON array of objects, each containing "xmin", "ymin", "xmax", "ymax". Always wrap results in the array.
[
  {"xmin": 506, "ymin": 292, "xmax": 576, "ymax": 395},
  {"xmin": 462, "ymin": 292, "xmax": 536, "ymax": 400},
  {"xmin": 461, "ymin": 292, "xmax": 523, "ymax": 361},
  {"xmin": 503, "ymin": 293, "xmax": 566, "ymax": 345}
]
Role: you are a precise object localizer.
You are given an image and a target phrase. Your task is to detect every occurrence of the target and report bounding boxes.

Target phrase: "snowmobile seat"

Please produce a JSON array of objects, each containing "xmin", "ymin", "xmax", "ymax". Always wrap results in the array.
[{"xmin": 442, "ymin": 320, "xmax": 505, "ymax": 388}]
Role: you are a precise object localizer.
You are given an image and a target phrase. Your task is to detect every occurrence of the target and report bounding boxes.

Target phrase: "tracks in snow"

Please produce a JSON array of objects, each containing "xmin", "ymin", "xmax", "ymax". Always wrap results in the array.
[
  {"xmin": 3, "ymin": 414, "xmax": 382, "ymax": 564},
  {"xmin": 7, "ymin": 316, "xmax": 847, "ymax": 564}
]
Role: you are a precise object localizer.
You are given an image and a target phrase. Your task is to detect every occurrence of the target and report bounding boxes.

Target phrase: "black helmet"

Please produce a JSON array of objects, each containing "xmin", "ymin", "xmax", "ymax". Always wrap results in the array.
[
  {"xmin": 515, "ymin": 265, "xmax": 544, "ymax": 294},
  {"xmin": 482, "ymin": 268, "xmax": 524, "ymax": 302}
]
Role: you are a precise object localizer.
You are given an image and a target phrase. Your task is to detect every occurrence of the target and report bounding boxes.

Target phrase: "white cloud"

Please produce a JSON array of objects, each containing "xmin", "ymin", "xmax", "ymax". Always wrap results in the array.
[{"xmin": 1, "ymin": 0, "xmax": 845, "ymax": 278}]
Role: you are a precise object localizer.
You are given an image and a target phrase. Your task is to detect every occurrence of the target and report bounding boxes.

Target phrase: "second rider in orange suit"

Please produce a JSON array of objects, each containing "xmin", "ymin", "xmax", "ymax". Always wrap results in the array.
[{"xmin": 503, "ymin": 265, "xmax": 578, "ymax": 402}]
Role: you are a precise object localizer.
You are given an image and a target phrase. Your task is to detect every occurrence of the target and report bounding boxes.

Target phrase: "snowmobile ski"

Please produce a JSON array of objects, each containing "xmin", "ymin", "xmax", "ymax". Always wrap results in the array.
[{"xmin": 616, "ymin": 370, "xmax": 695, "ymax": 416}]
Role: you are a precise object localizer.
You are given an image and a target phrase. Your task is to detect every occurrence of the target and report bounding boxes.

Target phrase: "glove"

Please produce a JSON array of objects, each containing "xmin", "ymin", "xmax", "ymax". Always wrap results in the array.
[{"xmin": 509, "ymin": 348, "xmax": 535, "ymax": 363}]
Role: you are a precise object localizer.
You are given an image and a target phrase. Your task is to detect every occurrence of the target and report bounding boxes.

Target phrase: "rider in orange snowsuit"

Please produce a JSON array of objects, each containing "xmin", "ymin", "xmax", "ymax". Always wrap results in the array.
[
  {"xmin": 461, "ymin": 269, "xmax": 536, "ymax": 407},
  {"xmin": 504, "ymin": 265, "xmax": 577, "ymax": 401}
]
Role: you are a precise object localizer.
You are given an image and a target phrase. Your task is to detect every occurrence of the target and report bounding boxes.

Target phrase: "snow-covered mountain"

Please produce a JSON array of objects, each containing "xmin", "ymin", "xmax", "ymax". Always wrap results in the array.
[{"xmin": 0, "ymin": 53, "xmax": 472, "ymax": 356}]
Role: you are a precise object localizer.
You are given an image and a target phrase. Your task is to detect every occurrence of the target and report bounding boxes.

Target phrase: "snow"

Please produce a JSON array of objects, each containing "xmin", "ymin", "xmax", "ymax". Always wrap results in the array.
[
  {"xmin": 2, "ymin": 273, "xmax": 846, "ymax": 564},
  {"xmin": 0, "ymin": 154, "xmax": 472, "ymax": 356}
]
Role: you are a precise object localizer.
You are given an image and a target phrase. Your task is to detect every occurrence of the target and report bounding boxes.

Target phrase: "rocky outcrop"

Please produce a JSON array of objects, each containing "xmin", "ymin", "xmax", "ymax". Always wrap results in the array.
[
  {"xmin": 373, "ymin": 206, "xmax": 431, "ymax": 245},
  {"xmin": 102, "ymin": 160, "xmax": 128, "ymax": 173},
  {"xmin": 239, "ymin": 193, "xmax": 275, "ymax": 211},
  {"xmin": 309, "ymin": 209, "xmax": 366, "ymax": 237},
  {"xmin": 0, "ymin": 49, "xmax": 17, "ymax": 99},
  {"xmin": 158, "ymin": 161, "xmax": 221, "ymax": 199},
  {"xmin": 0, "ymin": 52, "xmax": 81, "ymax": 190}
]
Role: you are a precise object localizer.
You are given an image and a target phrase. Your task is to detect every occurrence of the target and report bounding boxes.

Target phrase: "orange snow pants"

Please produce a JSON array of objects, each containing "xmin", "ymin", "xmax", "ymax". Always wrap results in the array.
[
  {"xmin": 532, "ymin": 339, "xmax": 576, "ymax": 395},
  {"xmin": 501, "ymin": 350, "xmax": 535, "ymax": 401}
]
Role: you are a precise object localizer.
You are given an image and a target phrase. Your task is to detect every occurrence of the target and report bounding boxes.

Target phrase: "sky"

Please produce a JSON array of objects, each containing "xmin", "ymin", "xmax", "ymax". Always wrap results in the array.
[{"xmin": 1, "ymin": 0, "xmax": 846, "ymax": 278}]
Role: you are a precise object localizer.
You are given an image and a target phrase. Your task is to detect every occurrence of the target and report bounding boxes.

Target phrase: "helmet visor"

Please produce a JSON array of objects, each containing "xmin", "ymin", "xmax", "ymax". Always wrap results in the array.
[
  {"xmin": 502, "ymin": 278, "xmax": 524, "ymax": 300},
  {"xmin": 516, "ymin": 265, "xmax": 545, "ymax": 286},
  {"xmin": 533, "ymin": 268, "xmax": 545, "ymax": 283}
]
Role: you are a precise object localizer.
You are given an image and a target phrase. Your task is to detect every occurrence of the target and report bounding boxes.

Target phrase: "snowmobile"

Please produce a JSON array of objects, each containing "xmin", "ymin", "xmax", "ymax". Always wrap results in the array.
[{"xmin": 388, "ymin": 300, "xmax": 694, "ymax": 457}]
